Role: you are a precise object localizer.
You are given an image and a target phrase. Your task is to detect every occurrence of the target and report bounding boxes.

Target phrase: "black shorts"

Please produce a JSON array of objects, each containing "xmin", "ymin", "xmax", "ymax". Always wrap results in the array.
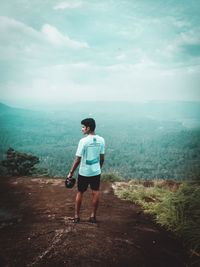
[{"xmin": 78, "ymin": 174, "xmax": 101, "ymax": 192}]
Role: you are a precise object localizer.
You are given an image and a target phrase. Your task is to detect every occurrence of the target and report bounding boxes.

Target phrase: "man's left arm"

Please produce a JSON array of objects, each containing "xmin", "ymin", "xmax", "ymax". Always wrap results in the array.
[
  {"xmin": 100, "ymin": 138, "xmax": 105, "ymax": 168},
  {"xmin": 100, "ymin": 154, "xmax": 104, "ymax": 168}
]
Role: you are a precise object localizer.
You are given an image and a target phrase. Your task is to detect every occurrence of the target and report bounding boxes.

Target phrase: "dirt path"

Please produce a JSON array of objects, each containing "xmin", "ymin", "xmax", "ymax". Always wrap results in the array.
[{"xmin": 0, "ymin": 177, "xmax": 189, "ymax": 267}]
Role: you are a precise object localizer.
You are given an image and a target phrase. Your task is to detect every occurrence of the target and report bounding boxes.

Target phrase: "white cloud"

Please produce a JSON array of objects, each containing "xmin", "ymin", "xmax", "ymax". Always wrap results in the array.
[
  {"xmin": 178, "ymin": 29, "xmax": 200, "ymax": 45},
  {"xmin": 156, "ymin": 27, "xmax": 200, "ymax": 62},
  {"xmin": 116, "ymin": 52, "xmax": 126, "ymax": 61},
  {"xmin": 1, "ymin": 78, "xmax": 105, "ymax": 105},
  {"xmin": 1, "ymin": 2, "xmax": 200, "ymax": 106},
  {"xmin": 2, "ymin": 59, "xmax": 200, "ymax": 106},
  {"xmin": 0, "ymin": 16, "xmax": 89, "ymax": 55},
  {"xmin": 171, "ymin": 18, "xmax": 191, "ymax": 29},
  {"xmin": 54, "ymin": 1, "xmax": 82, "ymax": 10},
  {"xmin": 0, "ymin": 16, "xmax": 42, "ymax": 41},
  {"xmin": 163, "ymin": 31, "xmax": 200, "ymax": 65},
  {"xmin": 41, "ymin": 24, "xmax": 89, "ymax": 49}
]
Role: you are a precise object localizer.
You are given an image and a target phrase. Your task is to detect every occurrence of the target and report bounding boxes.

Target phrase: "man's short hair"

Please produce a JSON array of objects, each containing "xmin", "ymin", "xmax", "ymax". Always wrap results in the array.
[{"xmin": 81, "ymin": 118, "xmax": 96, "ymax": 131}]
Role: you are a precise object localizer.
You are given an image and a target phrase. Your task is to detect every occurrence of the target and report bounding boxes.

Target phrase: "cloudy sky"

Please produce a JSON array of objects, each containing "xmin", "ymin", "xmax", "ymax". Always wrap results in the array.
[{"xmin": 0, "ymin": 0, "xmax": 200, "ymax": 108}]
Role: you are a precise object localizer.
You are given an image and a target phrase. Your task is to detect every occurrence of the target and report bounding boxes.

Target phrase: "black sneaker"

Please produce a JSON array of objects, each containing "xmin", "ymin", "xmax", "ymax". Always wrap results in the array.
[
  {"xmin": 88, "ymin": 217, "xmax": 97, "ymax": 223},
  {"xmin": 72, "ymin": 217, "xmax": 80, "ymax": 223}
]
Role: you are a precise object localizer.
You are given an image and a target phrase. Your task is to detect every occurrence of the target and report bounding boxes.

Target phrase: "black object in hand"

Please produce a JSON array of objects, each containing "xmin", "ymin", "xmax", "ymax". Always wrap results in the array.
[{"xmin": 65, "ymin": 177, "xmax": 76, "ymax": 189}]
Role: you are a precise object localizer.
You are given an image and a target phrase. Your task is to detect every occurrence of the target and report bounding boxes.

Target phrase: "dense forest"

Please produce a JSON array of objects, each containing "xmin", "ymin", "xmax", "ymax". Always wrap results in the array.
[{"xmin": 0, "ymin": 101, "xmax": 200, "ymax": 180}]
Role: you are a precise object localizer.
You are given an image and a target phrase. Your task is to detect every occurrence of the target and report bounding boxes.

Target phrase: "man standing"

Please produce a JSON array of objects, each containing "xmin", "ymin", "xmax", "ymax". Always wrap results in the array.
[{"xmin": 67, "ymin": 118, "xmax": 105, "ymax": 223}]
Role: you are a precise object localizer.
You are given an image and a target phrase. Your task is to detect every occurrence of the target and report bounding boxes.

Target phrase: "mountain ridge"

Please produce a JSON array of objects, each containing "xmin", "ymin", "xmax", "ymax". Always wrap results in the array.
[{"xmin": 1, "ymin": 101, "xmax": 200, "ymax": 121}]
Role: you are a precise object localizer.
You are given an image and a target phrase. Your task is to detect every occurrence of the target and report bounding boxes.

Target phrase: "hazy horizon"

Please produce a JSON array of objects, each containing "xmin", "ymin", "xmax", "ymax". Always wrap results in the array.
[
  {"xmin": 1, "ymin": 99, "xmax": 200, "ymax": 112},
  {"xmin": 0, "ymin": 0, "xmax": 200, "ymax": 106}
]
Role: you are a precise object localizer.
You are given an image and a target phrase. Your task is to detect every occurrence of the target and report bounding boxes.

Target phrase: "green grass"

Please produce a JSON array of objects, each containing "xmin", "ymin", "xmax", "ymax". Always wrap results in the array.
[
  {"xmin": 113, "ymin": 178, "xmax": 200, "ymax": 257},
  {"xmin": 101, "ymin": 172, "xmax": 124, "ymax": 182}
]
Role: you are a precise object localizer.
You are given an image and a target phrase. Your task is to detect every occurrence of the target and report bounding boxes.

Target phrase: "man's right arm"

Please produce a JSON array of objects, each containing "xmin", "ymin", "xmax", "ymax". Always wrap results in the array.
[{"xmin": 67, "ymin": 156, "xmax": 81, "ymax": 178}]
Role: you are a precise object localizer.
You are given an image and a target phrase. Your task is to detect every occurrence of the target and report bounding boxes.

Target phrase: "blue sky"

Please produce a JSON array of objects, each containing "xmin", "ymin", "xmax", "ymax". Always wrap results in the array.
[{"xmin": 0, "ymin": 0, "xmax": 200, "ymax": 108}]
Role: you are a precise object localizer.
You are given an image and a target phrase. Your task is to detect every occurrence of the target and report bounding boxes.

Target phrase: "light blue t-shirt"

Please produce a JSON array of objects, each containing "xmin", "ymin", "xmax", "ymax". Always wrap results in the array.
[{"xmin": 76, "ymin": 134, "xmax": 105, "ymax": 177}]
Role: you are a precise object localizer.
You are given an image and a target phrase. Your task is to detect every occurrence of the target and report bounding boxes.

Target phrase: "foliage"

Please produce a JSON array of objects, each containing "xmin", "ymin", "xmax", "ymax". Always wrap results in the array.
[
  {"xmin": 114, "ymin": 179, "xmax": 169, "ymax": 208},
  {"xmin": 154, "ymin": 183, "xmax": 200, "ymax": 253},
  {"xmin": 0, "ymin": 102, "xmax": 200, "ymax": 179},
  {"xmin": 0, "ymin": 147, "xmax": 40, "ymax": 176},
  {"xmin": 101, "ymin": 172, "xmax": 124, "ymax": 182},
  {"xmin": 114, "ymin": 180, "xmax": 200, "ymax": 256}
]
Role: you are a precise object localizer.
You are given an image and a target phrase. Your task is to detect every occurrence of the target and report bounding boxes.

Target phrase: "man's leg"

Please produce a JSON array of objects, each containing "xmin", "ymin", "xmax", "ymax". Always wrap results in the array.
[
  {"xmin": 75, "ymin": 175, "xmax": 88, "ymax": 221},
  {"xmin": 75, "ymin": 191, "xmax": 83, "ymax": 218},
  {"xmin": 90, "ymin": 190, "xmax": 100, "ymax": 218}
]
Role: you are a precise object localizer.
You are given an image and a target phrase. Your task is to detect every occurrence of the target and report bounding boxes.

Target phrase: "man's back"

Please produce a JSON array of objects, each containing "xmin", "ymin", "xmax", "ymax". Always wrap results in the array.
[{"xmin": 76, "ymin": 135, "xmax": 105, "ymax": 177}]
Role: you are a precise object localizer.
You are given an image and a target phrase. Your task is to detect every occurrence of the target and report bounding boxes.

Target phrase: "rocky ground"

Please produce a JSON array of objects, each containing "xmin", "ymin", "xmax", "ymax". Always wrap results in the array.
[{"xmin": 0, "ymin": 177, "xmax": 190, "ymax": 267}]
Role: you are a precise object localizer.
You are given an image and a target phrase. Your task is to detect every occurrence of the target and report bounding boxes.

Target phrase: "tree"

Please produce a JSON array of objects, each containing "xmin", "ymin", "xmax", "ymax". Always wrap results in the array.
[{"xmin": 1, "ymin": 148, "xmax": 39, "ymax": 176}]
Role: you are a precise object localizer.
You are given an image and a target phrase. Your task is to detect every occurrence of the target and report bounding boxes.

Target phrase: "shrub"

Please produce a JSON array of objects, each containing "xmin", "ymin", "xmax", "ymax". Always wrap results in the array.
[
  {"xmin": 113, "ymin": 179, "xmax": 200, "ymax": 257},
  {"xmin": 154, "ymin": 183, "xmax": 200, "ymax": 253},
  {"xmin": 101, "ymin": 172, "xmax": 123, "ymax": 182},
  {"xmin": 1, "ymin": 147, "xmax": 39, "ymax": 176}
]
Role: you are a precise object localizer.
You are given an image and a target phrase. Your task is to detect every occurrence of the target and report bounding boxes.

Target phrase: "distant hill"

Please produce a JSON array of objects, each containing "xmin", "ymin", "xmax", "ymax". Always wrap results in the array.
[
  {"xmin": 1, "ymin": 101, "xmax": 200, "ymax": 121},
  {"xmin": 0, "ymin": 102, "xmax": 44, "ymax": 116},
  {"xmin": 69, "ymin": 101, "xmax": 200, "ymax": 123},
  {"xmin": 0, "ymin": 102, "xmax": 49, "ymax": 129},
  {"xmin": 0, "ymin": 101, "xmax": 200, "ymax": 179},
  {"xmin": 0, "ymin": 103, "xmax": 14, "ymax": 114}
]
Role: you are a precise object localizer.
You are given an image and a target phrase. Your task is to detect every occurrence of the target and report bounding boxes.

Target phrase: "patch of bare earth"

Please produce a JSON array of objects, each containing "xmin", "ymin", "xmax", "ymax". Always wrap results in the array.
[{"xmin": 0, "ymin": 177, "xmax": 189, "ymax": 267}]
